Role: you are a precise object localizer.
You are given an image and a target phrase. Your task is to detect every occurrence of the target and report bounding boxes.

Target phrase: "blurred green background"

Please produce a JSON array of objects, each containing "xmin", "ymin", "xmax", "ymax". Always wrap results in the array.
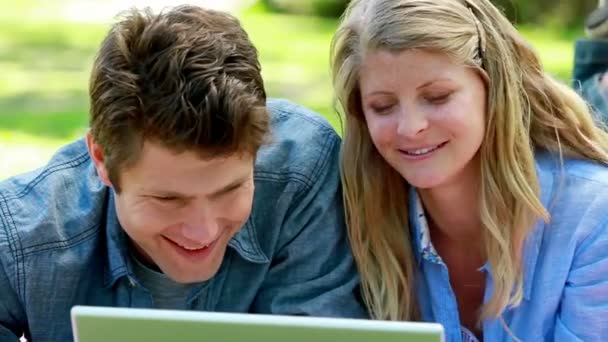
[{"xmin": 0, "ymin": 0, "xmax": 595, "ymax": 180}]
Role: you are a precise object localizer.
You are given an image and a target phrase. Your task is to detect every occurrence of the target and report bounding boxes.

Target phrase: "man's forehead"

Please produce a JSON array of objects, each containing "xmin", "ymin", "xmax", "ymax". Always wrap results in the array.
[{"xmin": 121, "ymin": 145, "xmax": 252, "ymax": 193}]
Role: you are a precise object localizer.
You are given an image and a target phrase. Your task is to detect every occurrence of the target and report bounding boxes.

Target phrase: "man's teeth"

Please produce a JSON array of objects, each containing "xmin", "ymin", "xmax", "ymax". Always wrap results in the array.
[{"xmin": 178, "ymin": 243, "xmax": 209, "ymax": 251}]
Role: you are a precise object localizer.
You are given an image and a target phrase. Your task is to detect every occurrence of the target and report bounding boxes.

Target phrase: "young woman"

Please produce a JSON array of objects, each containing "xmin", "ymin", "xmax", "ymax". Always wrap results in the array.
[{"xmin": 331, "ymin": 0, "xmax": 608, "ymax": 340}]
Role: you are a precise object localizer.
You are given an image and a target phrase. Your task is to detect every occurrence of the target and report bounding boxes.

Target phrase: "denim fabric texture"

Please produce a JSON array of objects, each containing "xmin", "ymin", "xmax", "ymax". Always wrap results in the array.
[{"xmin": 0, "ymin": 99, "xmax": 367, "ymax": 341}]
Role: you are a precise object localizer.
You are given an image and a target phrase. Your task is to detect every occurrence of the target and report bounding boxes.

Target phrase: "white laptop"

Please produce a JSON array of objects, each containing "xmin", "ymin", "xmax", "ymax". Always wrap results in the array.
[{"xmin": 71, "ymin": 306, "xmax": 445, "ymax": 342}]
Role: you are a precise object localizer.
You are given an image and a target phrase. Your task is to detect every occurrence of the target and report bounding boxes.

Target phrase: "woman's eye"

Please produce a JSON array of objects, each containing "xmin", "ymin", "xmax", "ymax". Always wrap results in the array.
[
  {"xmin": 370, "ymin": 104, "xmax": 394, "ymax": 114},
  {"xmin": 426, "ymin": 93, "xmax": 451, "ymax": 104}
]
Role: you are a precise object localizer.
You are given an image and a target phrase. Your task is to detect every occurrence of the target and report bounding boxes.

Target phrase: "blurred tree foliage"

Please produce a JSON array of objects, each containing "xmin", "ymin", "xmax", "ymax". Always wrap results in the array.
[
  {"xmin": 493, "ymin": 0, "xmax": 597, "ymax": 27},
  {"xmin": 261, "ymin": 0, "xmax": 597, "ymax": 28},
  {"xmin": 261, "ymin": 0, "xmax": 349, "ymax": 17}
]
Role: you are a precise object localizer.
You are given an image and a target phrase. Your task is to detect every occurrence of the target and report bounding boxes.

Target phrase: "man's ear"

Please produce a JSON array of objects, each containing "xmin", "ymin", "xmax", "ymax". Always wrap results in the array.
[{"xmin": 86, "ymin": 131, "xmax": 113, "ymax": 187}]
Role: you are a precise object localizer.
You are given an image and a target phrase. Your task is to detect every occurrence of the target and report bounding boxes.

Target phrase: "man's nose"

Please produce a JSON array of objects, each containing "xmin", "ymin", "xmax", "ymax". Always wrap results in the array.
[{"xmin": 180, "ymin": 205, "xmax": 220, "ymax": 244}]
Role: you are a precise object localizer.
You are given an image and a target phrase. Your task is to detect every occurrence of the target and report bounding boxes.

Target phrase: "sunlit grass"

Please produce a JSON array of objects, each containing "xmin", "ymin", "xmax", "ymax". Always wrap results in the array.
[
  {"xmin": 240, "ymin": 5, "xmax": 338, "ymax": 121},
  {"xmin": 518, "ymin": 25, "xmax": 580, "ymax": 82},
  {"xmin": 0, "ymin": 2, "xmax": 580, "ymax": 180},
  {"xmin": 0, "ymin": 131, "xmax": 69, "ymax": 179}
]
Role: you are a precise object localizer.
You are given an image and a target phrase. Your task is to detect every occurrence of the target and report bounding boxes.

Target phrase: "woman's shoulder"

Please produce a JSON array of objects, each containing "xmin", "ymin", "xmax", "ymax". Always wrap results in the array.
[
  {"xmin": 535, "ymin": 150, "xmax": 608, "ymax": 188},
  {"xmin": 523, "ymin": 151, "xmax": 608, "ymax": 332},
  {"xmin": 533, "ymin": 150, "xmax": 608, "ymax": 258}
]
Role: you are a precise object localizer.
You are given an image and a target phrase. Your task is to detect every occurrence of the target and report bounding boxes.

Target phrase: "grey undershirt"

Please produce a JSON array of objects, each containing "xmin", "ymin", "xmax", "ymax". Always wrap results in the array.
[{"xmin": 129, "ymin": 253, "xmax": 194, "ymax": 310}]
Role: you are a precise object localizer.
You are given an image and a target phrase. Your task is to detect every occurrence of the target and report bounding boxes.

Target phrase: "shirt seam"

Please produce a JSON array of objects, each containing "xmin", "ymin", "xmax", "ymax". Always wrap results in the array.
[
  {"xmin": 252, "ymin": 130, "xmax": 337, "ymax": 191},
  {"xmin": 272, "ymin": 104, "xmax": 336, "ymax": 134},
  {"xmin": 20, "ymin": 224, "xmax": 101, "ymax": 256},
  {"xmin": 308, "ymin": 129, "xmax": 337, "ymax": 182},
  {"xmin": 573, "ymin": 213, "xmax": 608, "ymax": 260},
  {"xmin": 254, "ymin": 170, "xmax": 312, "ymax": 189},
  {"xmin": 2, "ymin": 152, "xmax": 90, "ymax": 201},
  {"xmin": 230, "ymin": 221, "xmax": 268, "ymax": 263},
  {"xmin": 0, "ymin": 191, "xmax": 25, "ymax": 300},
  {"xmin": 551, "ymin": 169, "xmax": 608, "ymax": 188}
]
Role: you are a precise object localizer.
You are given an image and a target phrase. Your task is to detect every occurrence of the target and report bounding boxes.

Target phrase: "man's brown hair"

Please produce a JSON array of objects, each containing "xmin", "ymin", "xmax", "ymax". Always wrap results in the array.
[{"xmin": 89, "ymin": 5, "xmax": 269, "ymax": 191}]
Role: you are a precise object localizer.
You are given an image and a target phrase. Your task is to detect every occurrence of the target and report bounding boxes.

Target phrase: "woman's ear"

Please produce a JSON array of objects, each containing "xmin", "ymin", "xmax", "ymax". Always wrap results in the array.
[{"xmin": 86, "ymin": 131, "xmax": 112, "ymax": 187}]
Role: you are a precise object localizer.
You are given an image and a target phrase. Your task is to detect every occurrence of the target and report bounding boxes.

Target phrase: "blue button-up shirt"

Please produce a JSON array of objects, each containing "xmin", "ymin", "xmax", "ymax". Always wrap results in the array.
[
  {"xmin": 0, "ymin": 99, "xmax": 367, "ymax": 341},
  {"xmin": 410, "ymin": 151, "xmax": 608, "ymax": 341}
]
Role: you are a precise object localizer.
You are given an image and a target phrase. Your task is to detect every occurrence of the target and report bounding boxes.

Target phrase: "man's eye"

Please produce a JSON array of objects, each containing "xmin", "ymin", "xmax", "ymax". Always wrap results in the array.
[{"xmin": 154, "ymin": 196, "xmax": 177, "ymax": 202}]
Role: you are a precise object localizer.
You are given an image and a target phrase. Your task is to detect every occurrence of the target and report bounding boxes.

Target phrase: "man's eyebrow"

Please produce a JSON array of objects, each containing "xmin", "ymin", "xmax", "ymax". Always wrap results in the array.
[
  {"xmin": 208, "ymin": 175, "xmax": 251, "ymax": 198},
  {"xmin": 140, "ymin": 175, "xmax": 250, "ymax": 199},
  {"xmin": 142, "ymin": 189, "xmax": 189, "ymax": 198}
]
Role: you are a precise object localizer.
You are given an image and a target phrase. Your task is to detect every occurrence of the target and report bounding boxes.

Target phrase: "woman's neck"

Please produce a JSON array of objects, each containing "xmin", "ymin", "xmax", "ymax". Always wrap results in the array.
[{"xmin": 418, "ymin": 160, "xmax": 482, "ymax": 244}]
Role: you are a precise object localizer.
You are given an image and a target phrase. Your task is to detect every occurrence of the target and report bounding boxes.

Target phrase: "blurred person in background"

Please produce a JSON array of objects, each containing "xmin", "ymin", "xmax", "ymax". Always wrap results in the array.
[{"xmin": 575, "ymin": 0, "xmax": 608, "ymax": 122}]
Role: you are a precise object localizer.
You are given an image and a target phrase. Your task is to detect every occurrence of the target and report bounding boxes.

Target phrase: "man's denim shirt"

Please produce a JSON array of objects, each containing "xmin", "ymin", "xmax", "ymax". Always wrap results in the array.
[{"xmin": 0, "ymin": 99, "xmax": 367, "ymax": 341}]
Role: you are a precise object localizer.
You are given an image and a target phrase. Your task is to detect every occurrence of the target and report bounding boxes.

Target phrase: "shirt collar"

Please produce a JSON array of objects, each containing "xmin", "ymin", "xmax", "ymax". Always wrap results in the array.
[
  {"xmin": 103, "ymin": 192, "xmax": 270, "ymax": 288},
  {"xmin": 228, "ymin": 218, "xmax": 270, "ymax": 264},
  {"xmin": 408, "ymin": 186, "xmax": 443, "ymax": 267},
  {"xmin": 103, "ymin": 192, "xmax": 131, "ymax": 288}
]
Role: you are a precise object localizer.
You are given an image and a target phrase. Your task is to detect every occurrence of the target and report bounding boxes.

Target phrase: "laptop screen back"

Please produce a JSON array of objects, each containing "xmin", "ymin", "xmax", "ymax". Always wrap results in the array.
[{"xmin": 71, "ymin": 306, "xmax": 445, "ymax": 342}]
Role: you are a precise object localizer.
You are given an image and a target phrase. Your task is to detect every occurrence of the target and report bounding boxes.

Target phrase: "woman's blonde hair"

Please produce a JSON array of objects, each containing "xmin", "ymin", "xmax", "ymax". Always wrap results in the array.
[{"xmin": 331, "ymin": 0, "xmax": 608, "ymax": 322}]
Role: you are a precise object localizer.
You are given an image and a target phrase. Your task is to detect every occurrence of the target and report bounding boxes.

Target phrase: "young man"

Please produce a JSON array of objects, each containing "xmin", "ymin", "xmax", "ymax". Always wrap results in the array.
[{"xmin": 0, "ymin": 6, "xmax": 366, "ymax": 340}]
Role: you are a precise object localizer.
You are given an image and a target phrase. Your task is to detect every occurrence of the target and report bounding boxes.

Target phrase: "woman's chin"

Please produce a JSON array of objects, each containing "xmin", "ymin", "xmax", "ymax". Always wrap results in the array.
[{"xmin": 403, "ymin": 174, "xmax": 446, "ymax": 190}]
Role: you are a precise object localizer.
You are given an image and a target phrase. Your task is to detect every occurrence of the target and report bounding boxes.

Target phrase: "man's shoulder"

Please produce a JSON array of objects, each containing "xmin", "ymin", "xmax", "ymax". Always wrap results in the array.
[
  {"xmin": 255, "ymin": 99, "xmax": 341, "ymax": 186},
  {"xmin": 0, "ymin": 139, "xmax": 107, "ymax": 258},
  {"xmin": 267, "ymin": 98, "xmax": 337, "ymax": 135}
]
